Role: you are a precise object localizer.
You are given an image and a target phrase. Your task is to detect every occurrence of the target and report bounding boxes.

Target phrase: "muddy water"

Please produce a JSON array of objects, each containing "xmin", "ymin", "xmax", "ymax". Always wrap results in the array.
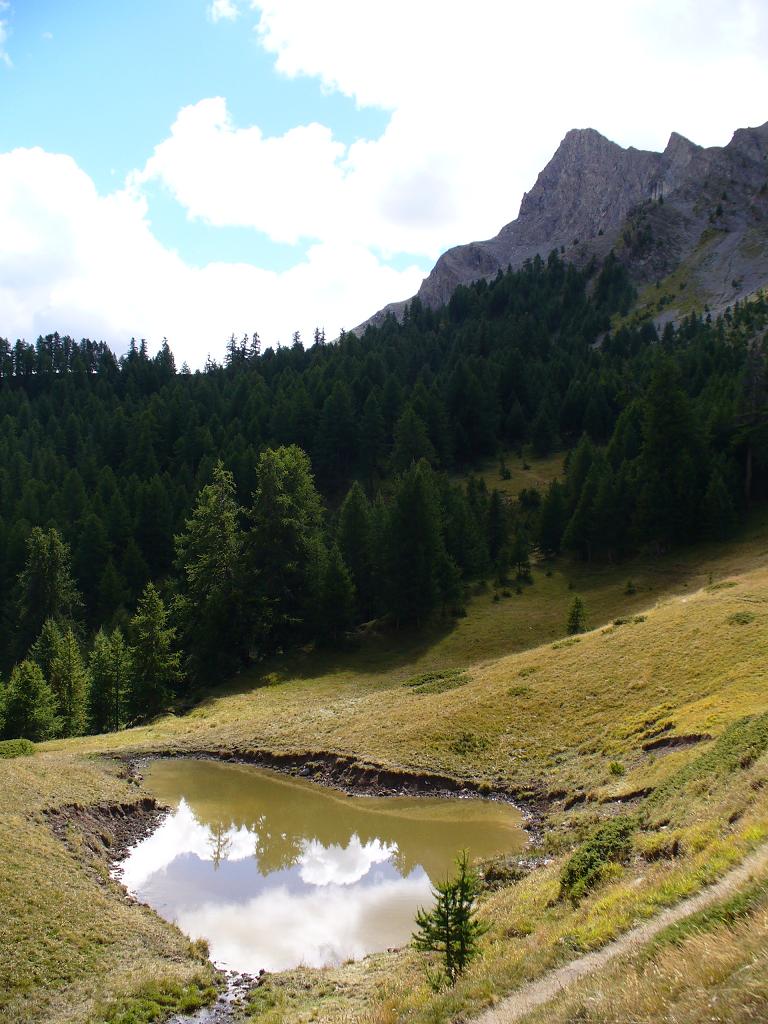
[{"xmin": 122, "ymin": 758, "xmax": 526, "ymax": 974}]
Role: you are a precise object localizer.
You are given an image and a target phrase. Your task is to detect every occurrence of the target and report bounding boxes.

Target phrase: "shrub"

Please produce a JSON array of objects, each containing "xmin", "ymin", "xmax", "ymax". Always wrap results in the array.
[
  {"xmin": 609, "ymin": 761, "xmax": 625, "ymax": 777},
  {"xmin": 727, "ymin": 611, "xmax": 755, "ymax": 626},
  {"xmin": 560, "ymin": 816, "xmax": 636, "ymax": 904},
  {"xmin": 404, "ymin": 670, "xmax": 470, "ymax": 695},
  {"xmin": 0, "ymin": 738, "xmax": 35, "ymax": 759}
]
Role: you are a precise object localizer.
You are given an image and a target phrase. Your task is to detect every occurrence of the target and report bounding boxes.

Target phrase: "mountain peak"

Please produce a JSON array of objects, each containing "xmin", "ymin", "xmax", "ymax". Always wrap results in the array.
[{"xmin": 357, "ymin": 119, "xmax": 768, "ymax": 332}]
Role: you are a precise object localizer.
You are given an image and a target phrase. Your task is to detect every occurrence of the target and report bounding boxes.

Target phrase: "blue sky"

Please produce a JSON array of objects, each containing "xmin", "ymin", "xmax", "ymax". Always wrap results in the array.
[
  {"xmin": 1, "ymin": 1, "xmax": 766, "ymax": 365},
  {"xmin": 1, "ymin": 1, "xmax": 388, "ymax": 269}
]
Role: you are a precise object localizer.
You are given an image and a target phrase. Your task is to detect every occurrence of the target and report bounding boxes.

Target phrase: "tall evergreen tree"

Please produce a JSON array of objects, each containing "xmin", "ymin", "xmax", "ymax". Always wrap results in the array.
[
  {"xmin": 1, "ymin": 661, "xmax": 59, "ymax": 741},
  {"xmin": 48, "ymin": 627, "xmax": 90, "ymax": 737},
  {"xmin": 16, "ymin": 527, "xmax": 82, "ymax": 655},
  {"xmin": 89, "ymin": 627, "xmax": 132, "ymax": 733},
  {"xmin": 337, "ymin": 482, "xmax": 374, "ymax": 619},
  {"xmin": 174, "ymin": 462, "xmax": 246, "ymax": 681},
  {"xmin": 391, "ymin": 406, "xmax": 437, "ymax": 473},
  {"xmin": 385, "ymin": 461, "xmax": 456, "ymax": 625},
  {"xmin": 128, "ymin": 583, "xmax": 182, "ymax": 720},
  {"xmin": 244, "ymin": 446, "xmax": 325, "ymax": 652},
  {"xmin": 316, "ymin": 545, "xmax": 357, "ymax": 645}
]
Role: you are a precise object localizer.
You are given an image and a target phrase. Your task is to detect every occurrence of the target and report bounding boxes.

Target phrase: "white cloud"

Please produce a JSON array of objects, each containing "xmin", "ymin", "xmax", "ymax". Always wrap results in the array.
[
  {"xmin": 3, "ymin": 1, "xmax": 768, "ymax": 365},
  {"xmin": 245, "ymin": 0, "xmax": 768, "ymax": 250},
  {"xmin": 0, "ymin": 1, "xmax": 12, "ymax": 69},
  {"xmin": 298, "ymin": 835, "xmax": 396, "ymax": 886},
  {"xmin": 208, "ymin": 0, "xmax": 240, "ymax": 23},
  {"xmin": 0, "ymin": 147, "xmax": 424, "ymax": 365}
]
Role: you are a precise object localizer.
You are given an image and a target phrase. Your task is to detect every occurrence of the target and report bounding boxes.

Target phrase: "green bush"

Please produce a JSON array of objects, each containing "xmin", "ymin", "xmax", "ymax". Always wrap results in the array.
[
  {"xmin": 560, "ymin": 816, "xmax": 636, "ymax": 904},
  {"xmin": 404, "ymin": 669, "xmax": 470, "ymax": 695},
  {"xmin": 0, "ymin": 738, "xmax": 35, "ymax": 759}
]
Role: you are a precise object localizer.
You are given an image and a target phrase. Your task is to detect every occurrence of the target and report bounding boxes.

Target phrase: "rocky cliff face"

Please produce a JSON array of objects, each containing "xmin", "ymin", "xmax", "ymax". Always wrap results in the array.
[{"xmin": 360, "ymin": 121, "xmax": 768, "ymax": 329}]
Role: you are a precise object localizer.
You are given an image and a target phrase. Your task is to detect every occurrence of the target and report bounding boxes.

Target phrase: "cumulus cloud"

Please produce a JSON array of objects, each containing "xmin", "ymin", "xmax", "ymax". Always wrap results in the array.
[
  {"xmin": 0, "ymin": 147, "xmax": 425, "ymax": 365},
  {"xmin": 3, "ymin": 0, "xmax": 768, "ymax": 365},
  {"xmin": 177, "ymin": 872, "xmax": 432, "ymax": 971},
  {"xmin": 247, "ymin": 0, "xmax": 768, "ymax": 249},
  {"xmin": 208, "ymin": 0, "xmax": 240, "ymax": 23}
]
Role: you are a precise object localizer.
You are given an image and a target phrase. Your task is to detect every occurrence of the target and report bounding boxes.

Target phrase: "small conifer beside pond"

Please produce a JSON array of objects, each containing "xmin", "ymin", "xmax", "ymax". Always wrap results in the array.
[{"xmin": 413, "ymin": 850, "xmax": 488, "ymax": 989}]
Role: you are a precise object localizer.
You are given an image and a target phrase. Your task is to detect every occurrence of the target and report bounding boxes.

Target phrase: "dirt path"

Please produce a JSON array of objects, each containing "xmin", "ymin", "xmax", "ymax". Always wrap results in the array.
[{"xmin": 475, "ymin": 843, "xmax": 768, "ymax": 1024}]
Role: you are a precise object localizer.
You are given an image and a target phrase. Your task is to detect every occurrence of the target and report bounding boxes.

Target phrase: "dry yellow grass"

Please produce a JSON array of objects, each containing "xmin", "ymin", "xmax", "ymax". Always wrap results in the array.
[
  {"xmin": 0, "ymin": 754, "xmax": 216, "ymax": 1023},
  {"xmin": 7, "ymin": 508, "xmax": 768, "ymax": 1023}
]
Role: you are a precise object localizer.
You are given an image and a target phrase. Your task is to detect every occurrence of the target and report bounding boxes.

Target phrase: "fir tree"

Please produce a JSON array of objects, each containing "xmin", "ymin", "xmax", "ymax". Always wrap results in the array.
[
  {"xmin": 567, "ymin": 596, "xmax": 586, "ymax": 635},
  {"xmin": 385, "ymin": 461, "xmax": 453, "ymax": 625},
  {"xmin": 413, "ymin": 850, "xmax": 487, "ymax": 988},
  {"xmin": 391, "ymin": 406, "xmax": 437, "ymax": 473},
  {"xmin": 89, "ymin": 628, "xmax": 132, "ymax": 733},
  {"xmin": 1, "ymin": 661, "xmax": 59, "ymax": 741},
  {"xmin": 244, "ymin": 446, "xmax": 325, "ymax": 652},
  {"xmin": 538, "ymin": 480, "xmax": 568, "ymax": 557},
  {"xmin": 49, "ymin": 626, "xmax": 90, "ymax": 737},
  {"xmin": 128, "ymin": 583, "xmax": 182, "ymax": 720},
  {"xmin": 174, "ymin": 462, "xmax": 246, "ymax": 681},
  {"xmin": 702, "ymin": 466, "xmax": 738, "ymax": 540},
  {"xmin": 316, "ymin": 545, "xmax": 357, "ymax": 645},
  {"xmin": 16, "ymin": 527, "xmax": 82, "ymax": 655},
  {"xmin": 337, "ymin": 482, "xmax": 374, "ymax": 619}
]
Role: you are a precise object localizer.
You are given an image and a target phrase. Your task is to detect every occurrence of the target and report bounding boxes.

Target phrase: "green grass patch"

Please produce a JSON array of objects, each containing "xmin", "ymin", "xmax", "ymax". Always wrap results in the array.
[
  {"xmin": 727, "ymin": 611, "xmax": 756, "ymax": 625},
  {"xmin": 0, "ymin": 739, "xmax": 35, "ymax": 759},
  {"xmin": 647, "ymin": 713, "xmax": 768, "ymax": 814},
  {"xmin": 560, "ymin": 816, "xmax": 636, "ymax": 904},
  {"xmin": 642, "ymin": 877, "xmax": 768, "ymax": 961},
  {"xmin": 404, "ymin": 669, "xmax": 470, "ymax": 694},
  {"xmin": 96, "ymin": 977, "xmax": 217, "ymax": 1024}
]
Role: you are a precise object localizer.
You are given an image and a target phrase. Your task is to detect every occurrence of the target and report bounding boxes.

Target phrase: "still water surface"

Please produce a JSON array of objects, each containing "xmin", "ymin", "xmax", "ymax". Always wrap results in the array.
[{"xmin": 122, "ymin": 758, "xmax": 526, "ymax": 973}]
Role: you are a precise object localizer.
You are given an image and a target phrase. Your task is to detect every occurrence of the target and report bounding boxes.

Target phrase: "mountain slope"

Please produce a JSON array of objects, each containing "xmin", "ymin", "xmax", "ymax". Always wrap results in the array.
[{"xmin": 361, "ymin": 121, "xmax": 768, "ymax": 329}]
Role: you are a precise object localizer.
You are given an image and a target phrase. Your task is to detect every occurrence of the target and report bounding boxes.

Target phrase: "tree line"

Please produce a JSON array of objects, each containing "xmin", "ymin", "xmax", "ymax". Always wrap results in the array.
[{"xmin": 1, "ymin": 251, "xmax": 767, "ymax": 739}]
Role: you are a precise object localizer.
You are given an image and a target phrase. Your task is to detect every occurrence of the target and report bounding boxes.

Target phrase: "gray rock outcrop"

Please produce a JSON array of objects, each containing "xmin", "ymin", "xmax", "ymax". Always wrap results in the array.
[{"xmin": 358, "ymin": 121, "xmax": 768, "ymax": 331}]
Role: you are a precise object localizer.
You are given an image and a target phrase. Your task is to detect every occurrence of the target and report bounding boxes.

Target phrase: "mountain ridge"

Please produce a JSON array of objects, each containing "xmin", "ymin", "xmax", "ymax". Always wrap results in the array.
[{"xmin": 358, "ymin": 120, "xmax": 768, "ymax": 330}]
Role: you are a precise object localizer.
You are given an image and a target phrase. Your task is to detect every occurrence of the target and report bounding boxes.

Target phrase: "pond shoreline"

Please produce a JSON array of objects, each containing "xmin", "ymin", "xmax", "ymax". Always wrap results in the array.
[{"xmin": 114, "ymin": 746, "xmax": 545, "ymax": 842}]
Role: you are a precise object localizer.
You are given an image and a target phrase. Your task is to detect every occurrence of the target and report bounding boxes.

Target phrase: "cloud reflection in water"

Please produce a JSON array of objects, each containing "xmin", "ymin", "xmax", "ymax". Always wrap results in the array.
[{"xmin": 120, "ymin": 799, "xmax": 432, "ymax": 972}]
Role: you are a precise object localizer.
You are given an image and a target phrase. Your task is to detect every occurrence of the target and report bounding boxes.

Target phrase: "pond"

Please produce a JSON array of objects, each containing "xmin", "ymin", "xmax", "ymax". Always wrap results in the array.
[{"xmin": 120, "ymin": 758, "xmax": 527, "ymax": 974}]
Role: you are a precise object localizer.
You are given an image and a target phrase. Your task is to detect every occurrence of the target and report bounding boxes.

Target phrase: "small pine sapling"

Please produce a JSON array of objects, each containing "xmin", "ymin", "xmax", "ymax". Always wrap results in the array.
[{"xmin": 413, "ymin": 850, "xmax": 488, "ymax": 989}]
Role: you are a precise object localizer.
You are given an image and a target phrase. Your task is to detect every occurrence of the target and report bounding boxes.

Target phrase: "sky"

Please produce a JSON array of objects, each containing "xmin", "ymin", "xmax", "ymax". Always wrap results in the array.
[{"xmin": 1, "ymin": 1, "xmax": 767, "ymax": 367}]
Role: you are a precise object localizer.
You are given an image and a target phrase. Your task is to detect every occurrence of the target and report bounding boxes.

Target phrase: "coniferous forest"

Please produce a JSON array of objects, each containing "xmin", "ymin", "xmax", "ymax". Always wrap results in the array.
[{"xmin": 2, "ymin": 251, "xmax": 768, "ymax": 740}]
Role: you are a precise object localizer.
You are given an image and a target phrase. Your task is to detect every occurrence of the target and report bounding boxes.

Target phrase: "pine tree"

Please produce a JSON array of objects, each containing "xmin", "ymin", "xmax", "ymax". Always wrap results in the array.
[
  {"xmin": 567, "ymin": 596, "xmax": 586, "ymax": 635},
  {"xmin": 701, "ymin": 466, "xmax": 738, "ymax": 540},
  {"xmin": 538, "ymin": 480, "xmax": 568, "ymax": 557},
  {"xmin": 128, "ymin": 583, "xmax": 182, "ymax": 720},
  {"xmin": 510, "ymin": 529, "xmax": 532, "ymax": 582},
  {"xmin": 337, "ymin": 482, "xmax": 374, "ymax": 619},
  {"xmin": 391, "ymin": 406, "xmax": 436, "ymax": 473},
  {"xmin": 385, "ymin": 461, "xmax": 451, "ymax": 625},
  {"xmin": 89, "ymin": 628, "xmax": 132, "ymax": 733},
  {"xmin": 316, "ymin": 545, "xmax": 357, "ymax": 645},
  {"xmin": 244, "ymin": 446, "xmax": 325, "ymax": 653},
  {"xmin": 16, "ymin": 527, "xmax": 82, "ymax": 655},
  {"xmin": 174, "ymin": 462, "xmax": 246, "ymax": 681},
  {"xmin": 29, "ymin": 618, "xmax": 64, "ymax": 682},
  {"xmin": 49, "ymin": 626, "xmax": 90, "ymax": 737},
  {"xmin": 413, "ymin": 850, "xmax": 487, "ymax": 987},
  {"xmin": 1, "ymin": 661, "xmax": 59, "ymax": 741}
]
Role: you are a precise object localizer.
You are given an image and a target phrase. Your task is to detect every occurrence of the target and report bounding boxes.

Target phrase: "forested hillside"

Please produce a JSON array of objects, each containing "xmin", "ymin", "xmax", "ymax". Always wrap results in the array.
[{"xmin": 1, "ymin": 252, "xmax": 767, "ymax": 740}]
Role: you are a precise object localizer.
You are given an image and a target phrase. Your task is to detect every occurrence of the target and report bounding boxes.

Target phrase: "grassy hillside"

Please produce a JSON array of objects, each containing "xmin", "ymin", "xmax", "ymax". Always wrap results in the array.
[
  {"xmin": 51, "ymin": 508, "xmax": 768, "ymax": 802},
  {"xmin": 4, "ymin": 511, "xmax": 768, "ymax": 1023}
]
